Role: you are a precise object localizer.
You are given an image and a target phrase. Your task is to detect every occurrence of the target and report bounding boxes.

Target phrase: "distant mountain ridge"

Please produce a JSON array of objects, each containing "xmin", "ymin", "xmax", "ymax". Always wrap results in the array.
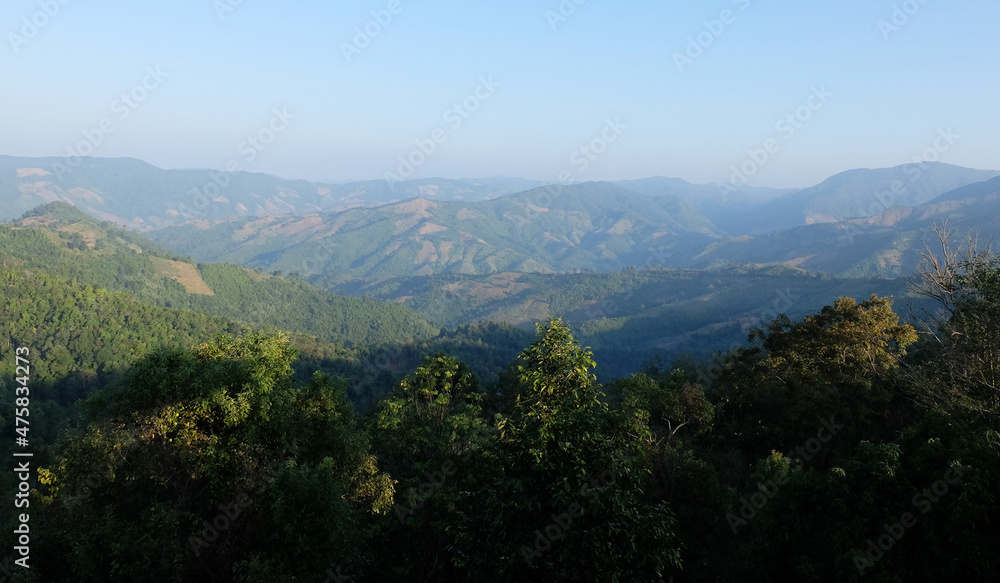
[
  {"xmin": 690, "ymin": 174, "xmax": 1000, "ymax": 277},
  {"xmin": 6, "ymin": 155, "xmax": 1000, "ymax": 283},
  {"xmin": 145, "ymin": 182, "xmax": 725, "ymax": 285},
  {"xmin": 616, "ymin": 176, "xmax": 796, "ymax": 235},
  {"xmin": 733, "ymin": 163, "xmax": 1000, "ymax": 235},
  {"xmin": 0, "ymin": 156, "xmax": 547, "ymax": 230}
]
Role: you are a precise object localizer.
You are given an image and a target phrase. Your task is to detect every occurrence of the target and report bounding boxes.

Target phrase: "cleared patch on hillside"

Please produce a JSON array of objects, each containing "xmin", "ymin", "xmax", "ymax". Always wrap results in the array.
[
  {"xmin": 279, "ymin": 215, "xmax": 324, "ymax": 236},
  {"xmin": 68, "ymin": 187, "xmax": 105, "ymax": 203},
  {"xmin": 76, "ymin": 230, "xmax": 97, "ymax": 249},
  {"xmin": 233, "ymin": 218, "xmax": 279, "ymax": 241},
  {"xmin": 458, "ymin": 231, "xmax": 487, "ymax": 245},
  {"xmin": 391, "ymin": 198, "xmax": 435, "ymax": 218},
  {"xmin": 415, "ymin": 240, "xmax": 438, "ymax": 264},
  {"xmin": 439, "ymin": 241, "xmax": 456, "ymax": 261},
  {"xmin": 419, "ymin": 222, "xmax": 448, "ymax": 235},
  {"xmin": 608, "ymin": 219, "xmax": 633, "ymax": 235},
  {"xmin": 440, "ymin": 272, "xmax": 529, "ymax": 300},
  {"xmin": 19, "ymin": 216, "xmax": 56, "ymax": 228},
  {"xmin": 151, "ymin": 257, "xmax": 215, "ymax": 295},
  {"xmin": 486, "ymin": 298, "xmax": 550, "ymax": 326},
  {"xmin": 17, "ymin": 167, "xmax": 50, "ymax": 177},
  {"xmin": 783, "ymin": 255, "xmax": 816, "ymax": 269},
  {"xmin": 55, "ymin": 224, "xmax": 97, "ymax": 249},
  {"xmin": 18, "ymin": 182, "xmax": 60, "ymax": 203}
]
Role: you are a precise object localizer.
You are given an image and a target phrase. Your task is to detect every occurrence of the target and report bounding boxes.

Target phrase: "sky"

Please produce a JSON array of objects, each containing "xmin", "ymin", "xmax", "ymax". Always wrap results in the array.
[{"xmin": 1, "ymin": 0, "xmax": 997, "ymax": 188}]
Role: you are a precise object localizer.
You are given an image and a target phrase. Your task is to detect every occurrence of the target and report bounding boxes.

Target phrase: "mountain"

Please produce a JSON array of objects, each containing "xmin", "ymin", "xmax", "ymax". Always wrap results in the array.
[
  {"xmin": 145, "ymin": 182, "xmax": 725, "ymax": 285},
  {"xmin": 615, "ymin": 176, "xmax": 795, "ymax": 234},
  {"xmin": 689, "ymin": 175, "xmax": 1000, "ymax": 277},
  {"xmin": 1, "ymin": 201, "xmax": 548, "ymax": 414},
  {"xmin": 322, "ymin": 176, "xmax": 548, "ymax": 204},
  {"xmin": 332, "ymin": 266, "xmax": 918, "ymax": 379},
  {"xmin": 928, "ymin": 175, "xmax": 1000, "ymax": 203},
  {"xmin": 0, "ymin": 156, "xmax": 544, "ymax": 230},
  {"xmin": 731, "ymin": 163, "xmax": 1000, "ymax": 235},
  {"xmin": 2, "ymin": 202, "xmax": 438, "ymax": 347}
]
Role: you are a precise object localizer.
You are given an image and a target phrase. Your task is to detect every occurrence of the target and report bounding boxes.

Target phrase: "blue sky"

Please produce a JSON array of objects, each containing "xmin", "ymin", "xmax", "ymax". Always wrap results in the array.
[{"xmin": 1, "ymin": 0, "xmax": 997, "ymax": 187}]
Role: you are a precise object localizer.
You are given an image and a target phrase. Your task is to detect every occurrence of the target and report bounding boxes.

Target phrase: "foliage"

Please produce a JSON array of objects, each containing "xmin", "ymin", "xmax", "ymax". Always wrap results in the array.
[
  {"xmin": 6, "ymin": 202, "xmax": 1000, "ymax": 581},
  {"xmin": 29, "ymin": 333, "xmax": 393, "ymax": 582},
  {"xmin": 717, "ymin": 294, "xmax": 918, "ymax": 462},
  {"xmin": 911, "ymin": 228, "xmax": 1000, "ymax": 426}
]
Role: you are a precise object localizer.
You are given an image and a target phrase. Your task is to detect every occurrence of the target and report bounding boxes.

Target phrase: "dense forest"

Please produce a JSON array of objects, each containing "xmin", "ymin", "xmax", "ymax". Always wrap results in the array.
[{"xmin": 3, "ymin": 224, "xmax": 998, "ymax": 581}]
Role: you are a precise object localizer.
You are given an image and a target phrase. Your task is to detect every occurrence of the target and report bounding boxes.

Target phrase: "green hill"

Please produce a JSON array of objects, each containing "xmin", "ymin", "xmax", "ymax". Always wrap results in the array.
[
  {"xmin": 3, "ymin": 202, "xmax": 438, "ymax": 347},
  {"xmin": 335, "ymin": 266, "xmax": 921, "ymax": 379}
]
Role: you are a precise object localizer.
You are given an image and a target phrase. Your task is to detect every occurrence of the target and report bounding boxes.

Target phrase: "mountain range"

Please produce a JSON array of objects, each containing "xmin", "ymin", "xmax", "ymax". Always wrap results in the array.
[
  {"xmin": 4, "ymin": 155, "xmax": 999, "ymax": 359},
  {"xmin": 126, "ymin": 162, "xmax": 1000, "ymax": 282},
  {"xmin": 0, "ymin": 155, "xmax": 548, "ymax": 230},
  {"xmin": 2, "ymin": 200, "xmax": 920, "ymax": 383}
]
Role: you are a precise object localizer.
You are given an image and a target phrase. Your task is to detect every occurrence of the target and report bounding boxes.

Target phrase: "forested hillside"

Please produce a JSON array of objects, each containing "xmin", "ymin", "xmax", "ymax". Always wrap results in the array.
[
  {"xmin": 146, "ymin": 182, "xmax": 723, "ymax": 283},
  {"xmin": 13, "ymin": 238, "xmax": 1000, "ymax": 581},
  {"xmin": 144, "ymin": 170, "xmax": 1000, "ymax": 287},
  {"xmin": 691, "ymin": 182, "xmax": 1000, "ymax": 277},
  {"xmin": 2, "ymin": 202, "xmax": 437, "ymax": 347},
  {"xmin": 336, "ymin": 266, "xmax": 920, "ymax": 378},
  {"xmin": 729, "ymin": 162, "xmax": 1000, "ymax": 234},
  {"xmin": 7, "ymin": 0, "xmax": 999, "ymax": 579}
]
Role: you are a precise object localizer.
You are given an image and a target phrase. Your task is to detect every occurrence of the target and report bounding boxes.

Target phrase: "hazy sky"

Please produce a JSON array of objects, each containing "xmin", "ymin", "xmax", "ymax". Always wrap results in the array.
[{"xmin": 2, "ymin": 0, "xmax": 997, "ymax": 187}]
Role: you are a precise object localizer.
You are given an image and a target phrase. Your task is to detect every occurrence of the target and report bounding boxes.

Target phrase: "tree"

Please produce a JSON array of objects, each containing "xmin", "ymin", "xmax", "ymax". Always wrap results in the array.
[
  {"xmin": 912, "ymin": 225, "xmax": 1000, "ymax": 426},
  {"xmin": 465, "ymin": 318, "xmax": 682, "ymax": 582},
  {"xmin": 718, "ymin": 295, "xmax": 917, "ymax": 463},
  {"xmin": 33, "ymin": 333, "xmax": 393, "ymax": 582},
  {"xmin": 366, "ymin": 354, "xmax": 489, "ymax": 581}
]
